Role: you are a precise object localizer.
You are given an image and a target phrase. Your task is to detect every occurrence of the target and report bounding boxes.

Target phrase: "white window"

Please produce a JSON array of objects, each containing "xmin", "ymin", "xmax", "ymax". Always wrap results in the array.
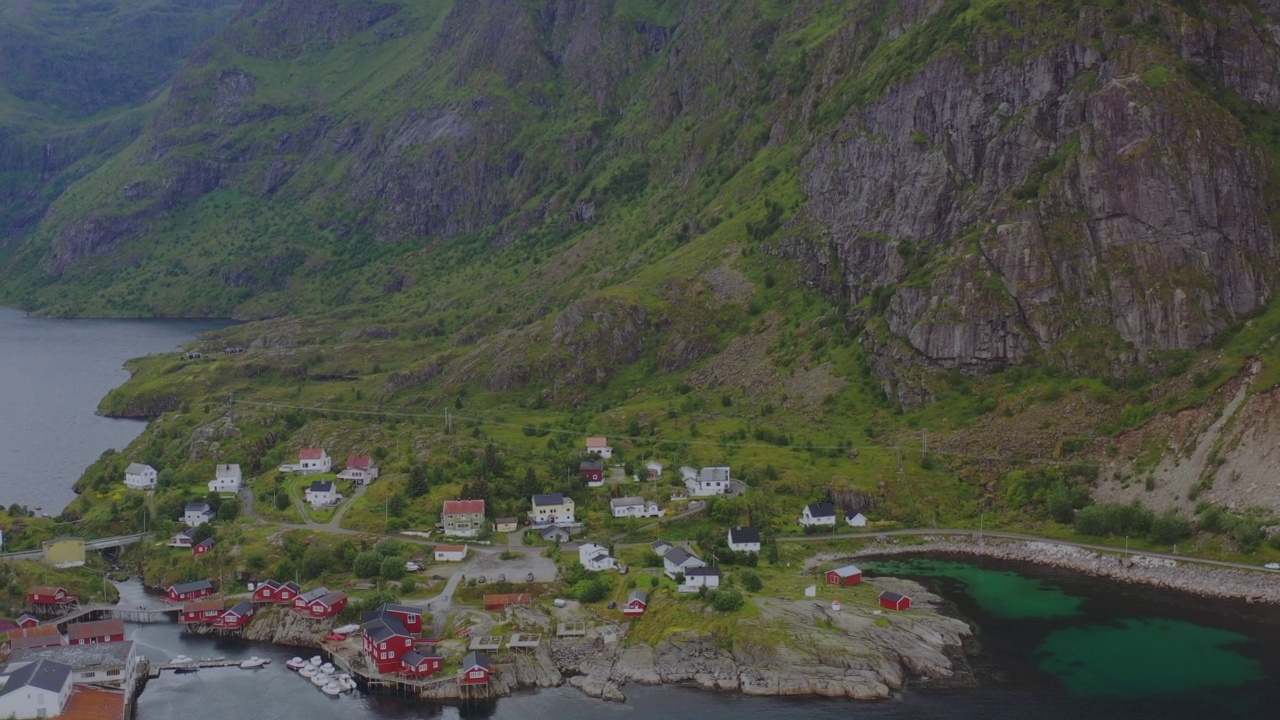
[{"xmin": 470, "ymin": 670, "xmax": 484, "ymax": 678}]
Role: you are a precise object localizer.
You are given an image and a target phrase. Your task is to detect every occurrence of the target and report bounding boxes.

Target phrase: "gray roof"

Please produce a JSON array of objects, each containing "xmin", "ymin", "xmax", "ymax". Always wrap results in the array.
[
  {"xmin": 0, "ymin": 659, "xmax": 71, "ymax": 697},
  {"xmin": 830, "ymin": 564, "xmax": 862, "ymax": 577},
  {"xmin": 650, "ymin": 540, "xmax": 673, "ymax": 555},
  {"xmin": 10, "ymin": 641, "xmax": 135, "ymax": 671},
  {"xmin": 806, "ymin": 502, "xmax": 836, "ymax": 518},
  {"xmin": 171, "ymin": 579, "xmax": 214, "ymax": 594},
  {"xmin": 316, "ymin": 591, "xmax": 347, "ymax": 607},
  {"xmin": 297, "ymin": 587, "xmax": 330, "ymax": 603},
  {"xmin": 627, "ymin": 589, "xmax": 648, "ymax": 604},
  {"xmin": 610, "ymin": 496, "xmax": 645, "ymax": 508},
  {"xmin": 879, "ymin": 591, "xmax": 908, "ymax": 603},
  {"xmin": 184, "ymin": 501, "xmax": 211, "ymax": 514},
  {"xmin": 227, "ymin": 600, "xmax": 254, "ymax": 616},
  {"xmin": 579, "ymin": 460, "xmax": 604, "ymax": 471},
  {"xmin": 463, "ymin": 651, "xmax": 493, "ymax": 670},
  {"xmin": 664, "ymin": 548, "xmax": 698, "ymax": 567},
  {"xmin": 686, "ymin": 567, "xmax": 721, "ymax": 577},
  {"xmin": 532, "ymin": 493, "xmax": 566, "ymax": 507},
  {"xmin": 126, "ymin": 463, "xmax": 153, "ymax": 475},
  {"xmin": 363, "ymin": 616, "xmax": 410, "ymax": 642},
  {"xmin": 539, "ymin": 525, "xmax": 570, "ymax": 539}
]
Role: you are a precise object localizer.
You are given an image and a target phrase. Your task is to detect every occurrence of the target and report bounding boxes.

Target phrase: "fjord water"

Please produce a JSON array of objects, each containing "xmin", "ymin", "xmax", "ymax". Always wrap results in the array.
[
  {"xmin": 127, "ymin": 558, "xmax": 1280, "ymax": 720},
  {"xmin": 0, "ymin": 307, "xmax": 228, "ymax": 511}
]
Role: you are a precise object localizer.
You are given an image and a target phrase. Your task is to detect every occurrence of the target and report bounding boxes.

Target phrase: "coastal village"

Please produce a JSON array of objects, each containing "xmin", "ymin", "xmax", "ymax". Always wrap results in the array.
[{"xmin": 0, "ymin": 435, "xmax": 967, "ymax": 718}]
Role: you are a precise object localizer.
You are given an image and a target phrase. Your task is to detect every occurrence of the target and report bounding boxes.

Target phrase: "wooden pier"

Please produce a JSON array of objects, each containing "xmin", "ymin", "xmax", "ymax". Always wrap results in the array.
[
  {"xmin": 150, "ymin": 658, "xmax": 261, "ymax": 676},
  {"xmin": 50, "ymin": 604, "xmax": 179, "ymax": 626}
]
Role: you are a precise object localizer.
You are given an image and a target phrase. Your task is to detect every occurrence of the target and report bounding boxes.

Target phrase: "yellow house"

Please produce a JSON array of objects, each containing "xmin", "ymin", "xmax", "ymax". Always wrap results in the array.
[
  {"xmin": 495, "ymin": 517, "xmax": 519, "ymax": 533},
  {"xmin": 42, "ymin": 537, "xmax": 86, "ymax": 568}
]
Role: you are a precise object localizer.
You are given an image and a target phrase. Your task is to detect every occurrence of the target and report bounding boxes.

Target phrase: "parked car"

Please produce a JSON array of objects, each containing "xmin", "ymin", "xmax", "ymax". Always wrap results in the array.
[
  {"xmin": 477, "ymin": 575, "xmax": 487, "ymax": 584},
  {"xmin": 526, "ymin": 572, "xmax": 535, "ymax": 582},
  {"xmin": 497, "ymin": 574, "xmax": 506, "ymax": 582},
  {"xmin": 1265, "ymin": 563, "xmax": 1280, "ymax": 571},
  {"xmin": 405, "ymin": 562, "xmax": 424, "ymax": 572}
]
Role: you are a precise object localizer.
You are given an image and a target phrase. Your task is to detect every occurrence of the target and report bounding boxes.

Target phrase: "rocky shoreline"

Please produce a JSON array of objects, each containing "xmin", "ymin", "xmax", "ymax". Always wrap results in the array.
[{"xmin": 843, "ymin": 536, "xmax": 1280, "ymax": 605}]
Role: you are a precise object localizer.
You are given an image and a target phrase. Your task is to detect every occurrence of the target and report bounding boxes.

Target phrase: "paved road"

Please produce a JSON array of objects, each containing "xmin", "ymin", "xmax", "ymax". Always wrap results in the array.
[
  {"xmin": 777, "ymin": 528, "xmax": 1278, "ymax": 573},
  {"xmin": 608, "ymin": 501, "xmax": 706, "ymax": 542},
  {"xmin": 0, "ymin": 533, "xmax": 148, "ymax": 561}
]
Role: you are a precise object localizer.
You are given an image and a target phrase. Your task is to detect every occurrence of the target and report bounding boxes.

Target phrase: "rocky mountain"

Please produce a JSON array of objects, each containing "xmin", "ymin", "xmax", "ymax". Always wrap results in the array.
[{"xmin": 4, "ymin": 0, "xmax": 1280, "ymax": 411}]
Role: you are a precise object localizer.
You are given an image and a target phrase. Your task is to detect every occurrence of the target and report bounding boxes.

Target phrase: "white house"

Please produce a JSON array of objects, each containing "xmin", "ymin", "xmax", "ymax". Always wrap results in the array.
[
  {"xmin": 846, "ymin": 512, "xmax": 868, "ymax": 528},
  {"xmin": 123, "ymin": 463, "xmax": 157, "ymax": 491},
  {"xmin": 585, "ymin": 436, "xmax": 613, "ymax": 459},
  {"xmin": 610, "ymin": 496, "xmax": 664, "ymax": 519},
  {"xmin": 662, "ymin": 548, "xmax": 706, "ymax": 579},
  {"xmin": 10, "ymin": 641, "xmax": 140, "ymax": 693},
  {"xmin": 337, "ymin": 454, "xmax": 379, "ymax": 485},
  {"xmin": 577, "ymin": 543, "xmax": 617, "ymax": 572},
  {"xmin": 0, "ymin": 659, "xmax": 74, "ymax": 719},
  {"xmin": 304, "ymin": 480, "xmax": 340, "ymax": 508},
  {"xmin": 727, "ymin": 526, "xmax": 761, "ymax": 554},
  {"xmin": 801, "ymin": 502, "xmax": 836, "ymax": 528},
  {"xmin": 298, "ymin": 448, "xmax": 332, "ymax": 475},
  {"xmin": 529, "ymin": 493, "xmax": 575, "ymax": 525},
  {"xmin": 434, "ymin": 545, "xmax": 468, "ymax": 562},
  {"xmin": 208, "ymin": 464, "xmax": 242, "ymax": 494},
  {"xmin": 683, "ymin": 466, "xmax": 731, "ymax": 496},
  {"xmin": 644, "ymin": 461, "xmax": 663, "ymax": 480},
  {"xmin": 182, "ymin": 501, "xmax": 214, "ymax": 527},
  {"xmin": 678, "ymin": 567, "xmax": 721, "ymax": 593}
]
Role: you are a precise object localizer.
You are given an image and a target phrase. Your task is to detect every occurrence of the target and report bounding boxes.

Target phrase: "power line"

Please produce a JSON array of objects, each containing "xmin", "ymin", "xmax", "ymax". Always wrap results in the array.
[{"xmin": 232, "ymin": 398, "xmax": 1097, "ymax": 467}]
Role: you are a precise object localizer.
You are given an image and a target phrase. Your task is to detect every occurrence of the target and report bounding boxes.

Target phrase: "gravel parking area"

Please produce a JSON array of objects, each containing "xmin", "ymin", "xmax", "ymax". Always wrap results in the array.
[{"xmin": 466, "ymin": 548, "xmax": 558, "ymax": 583}]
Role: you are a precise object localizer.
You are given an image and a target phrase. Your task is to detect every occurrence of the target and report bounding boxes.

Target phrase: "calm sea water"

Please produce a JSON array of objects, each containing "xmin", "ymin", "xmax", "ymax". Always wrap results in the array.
[
  {"xmin": 0, "ymin": 306, "xmax": 228, "ymax": 512},
  {"xmin": 125, "ymin": 556, "xmax": 1280, "ymax": 720}
]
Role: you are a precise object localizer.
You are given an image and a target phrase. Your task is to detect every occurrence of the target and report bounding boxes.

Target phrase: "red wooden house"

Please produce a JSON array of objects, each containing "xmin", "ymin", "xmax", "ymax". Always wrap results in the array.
[
  {"xmin": 482, "ymin": 593, "xmax": 532, "ymax": 611},
  {"xmin": 292, "ymin": 587, "xmax": 328, "ymax": 612},
  {"xmin": 28, "ymin": 586, "xmax": 79, "ymax": 607},
  {"xmin": 361, "ymin": 604, "xmax": 423, "ymax": 634},
  {"xmin": 16, "ymin": 614, "xmax": 39, "ymax": 629},
  {"xmin": 214, "ymin": 600, "xmax": 256, "ymax": 629},
  {"xmin": 363, "ymin": 616, "xmax": 416, "ymax": 674},
  {"xmin": 579, "ymin": 460, "xmax": 605, "ymax": 487},
  {"xmin": 296, "ymin": 590, "xmax": 347, "ymax": 619},
  {"xmin": 167, "ymin": 580, "xmax": 214, "ymax": 602},
  {"xmin": 825, "ymin": 565, "xmax": 863, "ymax": 586},
  {"xmin": 400, "ymin": 650, "xmax": 443, "ymax": 678},
  {"xmin": 459, "ymin": 651, "xmax": 493, "ymax": 686},
  {"xmin": 622, "ymin": 589, "xmax": 648, "ymax": 617},
  {"xmin": 878, "ymin": 591, "xmax": 912, "ymax": 611},
  {"xmin": 180, "ymin": 599, "xmax": 224, "ymax": 624},
  {"xmin": 251, "ymin": 580, "xmax": 300, "ymax": 604},
  {"xmin": 67, "ymin": 619, "xmax": 125, "ymax": 645},
  {"xmin": 192, "ymin": 538, "xmax": 215, "ymax": 557}
]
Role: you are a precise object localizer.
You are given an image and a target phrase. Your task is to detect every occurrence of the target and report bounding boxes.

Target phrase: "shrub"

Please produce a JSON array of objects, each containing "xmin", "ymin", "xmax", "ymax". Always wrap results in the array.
[
  {"xmin": 710, "ymin": 589, "xmax": 745, "ymax": 612},
  {"xmin": 352, "ymin": 551, "xmax": 381, "ymax": 578},
  {"xmin": 400, "ymin": 578, "xmax": 416, "ymax": 594},
  {"xmin": 380, "ymin": 557, "xmax": 406, "ymax": 581},
  {"xmin": 739, "ymin": 570, "xmax": 763, "ymax": 592}
]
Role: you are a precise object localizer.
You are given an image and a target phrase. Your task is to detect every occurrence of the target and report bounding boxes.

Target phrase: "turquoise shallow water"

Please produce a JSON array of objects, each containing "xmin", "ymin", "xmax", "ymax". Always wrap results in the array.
[{"xmin": 863, "ymin": 558, "xmax": 1083, "ymax": 619}]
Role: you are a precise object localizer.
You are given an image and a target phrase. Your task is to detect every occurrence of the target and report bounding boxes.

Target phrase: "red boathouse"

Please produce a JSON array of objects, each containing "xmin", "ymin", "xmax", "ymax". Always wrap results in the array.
[{"xmin": 878, "ymin": 591, "xmax": 912, "ymax": 611}]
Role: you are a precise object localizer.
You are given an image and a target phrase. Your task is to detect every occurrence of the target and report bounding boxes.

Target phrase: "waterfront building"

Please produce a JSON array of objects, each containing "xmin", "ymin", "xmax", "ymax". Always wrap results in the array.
[
  {"xmin": 8, "ymin": 626, "xmax": 63, "ymax": 651},
  {"xmin": 825, "ymin": 565, "xmax": 863, "ymax": 586},
  {"xmin": 166, "ymin": 579, "xmax": 214, "ymax": 602},
  {"xmin": 66, "ymin": 619, "xmax": 125, "ymax": 645},
  {"xmin": 27, "ymin": 586, "xmax": 78, "ymax": 608},
  {"xmin": 180, "ymin": 599, "xmax": 224, "ymax": 625},
  {"xmin": 0, "ymin": 659, "xmax": 73, "ymax": 719},
  {"xmin": 399, "ymin": 650, "xmax": 443, "ymax": 678},
  {"xmin": 9, "ymin": 641, "xmax": 139, "ymax": 691},
  {"xmin": 459, "ymin": 651, "xmax": 493, "ymax": 686},
  {"xmin": 363, "ymin": 615, "xmax": 415, "ymax": 674},
  {"xmin": 214, "ymin": 600, "xmax": 256, "ymax": 629},
  {"xmin": 296, "ymin": 590, "xmax": 347, "ymax": 619},
  {"xmin": 251, "ymin": 579, "xmax": 299, "ymax": 604},
  {"xmin": 361, "ymin": 604, "xmax": 423, "ymax": 634},
  {"xmin": 123, "ymin": 463, "xmax": 157, "ymax": 490}
]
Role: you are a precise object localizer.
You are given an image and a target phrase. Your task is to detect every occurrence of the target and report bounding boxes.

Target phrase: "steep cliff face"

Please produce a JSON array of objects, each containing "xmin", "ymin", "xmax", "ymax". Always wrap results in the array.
[{"xmin": 2, "ymin": 0, "xmax": 1280, "ymax": 407}]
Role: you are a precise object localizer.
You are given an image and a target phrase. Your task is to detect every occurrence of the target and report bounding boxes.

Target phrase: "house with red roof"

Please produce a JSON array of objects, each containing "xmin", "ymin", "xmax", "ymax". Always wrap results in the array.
[
  {"xmin": 67, "ymin": 619, "xmax": 125, "ymax": 645},
  {"xmin": 442, "ymin": 499, "xmax": 486, "ymax": 537},
  {"xmin": 337, "ymin": 455, "xmax": 380, "ymax": 485},
  {"xmin": 585, "ymin": 436, "xmax": 613, "ymax": 459},
  {"xmin": 298, "ymin": 447, "xmax": 332, "ymax": 475},
  {"xmin": 8, "ymin": 625, "xmax": 63, "ymax": 650}
]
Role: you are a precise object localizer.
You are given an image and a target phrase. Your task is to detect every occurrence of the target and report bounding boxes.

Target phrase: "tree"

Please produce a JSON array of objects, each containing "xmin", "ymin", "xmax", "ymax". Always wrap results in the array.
[
  {"xmin": 244, "ymin": 551, "xmax": 269, "ymax": 576},
  {"xmin": 740, "ymin": 570, "xmax": 763, "ymax": 592},
  {"xmin": 401, "ymin": 578, "xmax": 416, "ymax": 593},
  {"xmin": 217, "ymin": 498, "xmax": 241, "ymax": 521},
  {"xmin": 353, "ymin": 551, "xmax": 381, "ymax": 578},
  {"xmin": 300, "ymin": 547, "xmax": 331, "ymax": 580},
  {"xmin": 380, "ymin": 557, "xmax": 406, "ymax": 581},
  {"xmin": 522, "ymin": 467, "xmax": 540, "ymax": 497},
  {"xmin": 407, "ymin": 465, "xmax": 428, "ymax": 498},
  {"xmin": 481, "ymin": 444, "xmax": 504, "ymax": 479},
  {"xmin": 711, "ymin": 589, "xmax": 745, "ymax": 611},
  {"xmin": 191, "ymin": 523, "xmax": 215, "ymax": 543},
  {"xmin": 274, "ymin": 489, "xmax": 290, "ymax": 511},
  {"xmin": 375, "ymin": 539, "xmax": 403, "ymax": 557}
]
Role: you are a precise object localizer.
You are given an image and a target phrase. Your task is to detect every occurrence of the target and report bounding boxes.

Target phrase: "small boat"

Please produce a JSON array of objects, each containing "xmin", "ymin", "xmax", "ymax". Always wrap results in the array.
[
  {"xmin": 286, "ymin": 657, "xmax": 306, "ymax": 671},
  {"xmin": 320, "ymin": 663, "xmax": 335, "ymax": 674},
  {"xmin": 336, "ymin": 674, "xmax": 356, "ymax": 692},
  {"xmin": 310, "ymin": 673, "xmax": 328, "ymax": 687},
  {"xmin": 333, "ymin": 624, "xmax": 360, "ymax": 635},
  {"xmin": 299, "ymin": 666, "xmax": 317, "ymax": 678},
  {"xmin": 240, "ymin": 657, "xmax": 268, "ymax": 669},
  {"xmin": 309, "ymin": 656, "xmax": 323, "ymax": 666},
  {"xmin": 324, "ymin": 633, "xmax": 346, "ymax": 642},
  {"xmin": 321, "ymin": 681, "xmax": 342, "ymax": 696},
  {"xmin": 174, "ymin": 667, "xmax": 200, "ymax": 675},
  {"xmin": 170, "ymin": 655, "xmax": 193, "ymax": 665}
]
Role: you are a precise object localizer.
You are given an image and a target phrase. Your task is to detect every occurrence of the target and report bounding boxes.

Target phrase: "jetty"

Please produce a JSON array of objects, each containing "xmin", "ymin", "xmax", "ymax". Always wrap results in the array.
[{"xmin": 147, "ymin": 659, "xmax": 252, "ymax": 678}]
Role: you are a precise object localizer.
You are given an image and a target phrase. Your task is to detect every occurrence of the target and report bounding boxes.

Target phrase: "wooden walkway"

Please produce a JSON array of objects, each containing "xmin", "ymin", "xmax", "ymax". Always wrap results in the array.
[
  {"xmin": 148, "ymin": 659, "xmax": 255, "ymax": 677},
  {"xmin": 52, "ymin": 604, "xmax": 178, "ymax": 625}
]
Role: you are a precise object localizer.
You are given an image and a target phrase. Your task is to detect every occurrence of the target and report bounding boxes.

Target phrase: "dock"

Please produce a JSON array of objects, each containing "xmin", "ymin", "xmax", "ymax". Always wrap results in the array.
[{"xmin": 149, "ymin": 658, "xmax": 257, "ymax": 676}]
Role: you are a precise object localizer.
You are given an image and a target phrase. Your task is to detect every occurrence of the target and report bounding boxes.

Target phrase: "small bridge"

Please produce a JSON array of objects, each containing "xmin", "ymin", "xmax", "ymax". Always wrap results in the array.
[
  {"xmin": 0, "ymin": 533, "xmax": 150, "ymax": 561},
  {"xmin": 50, "ymin": 604, "xmax": 179, "ymax": 626}
]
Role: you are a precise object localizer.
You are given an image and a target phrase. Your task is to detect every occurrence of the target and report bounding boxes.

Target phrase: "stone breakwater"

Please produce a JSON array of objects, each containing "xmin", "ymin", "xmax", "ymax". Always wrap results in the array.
[{"xmin": 844, "ymin": 536, "xmax": 1280, "ymax": 604}]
